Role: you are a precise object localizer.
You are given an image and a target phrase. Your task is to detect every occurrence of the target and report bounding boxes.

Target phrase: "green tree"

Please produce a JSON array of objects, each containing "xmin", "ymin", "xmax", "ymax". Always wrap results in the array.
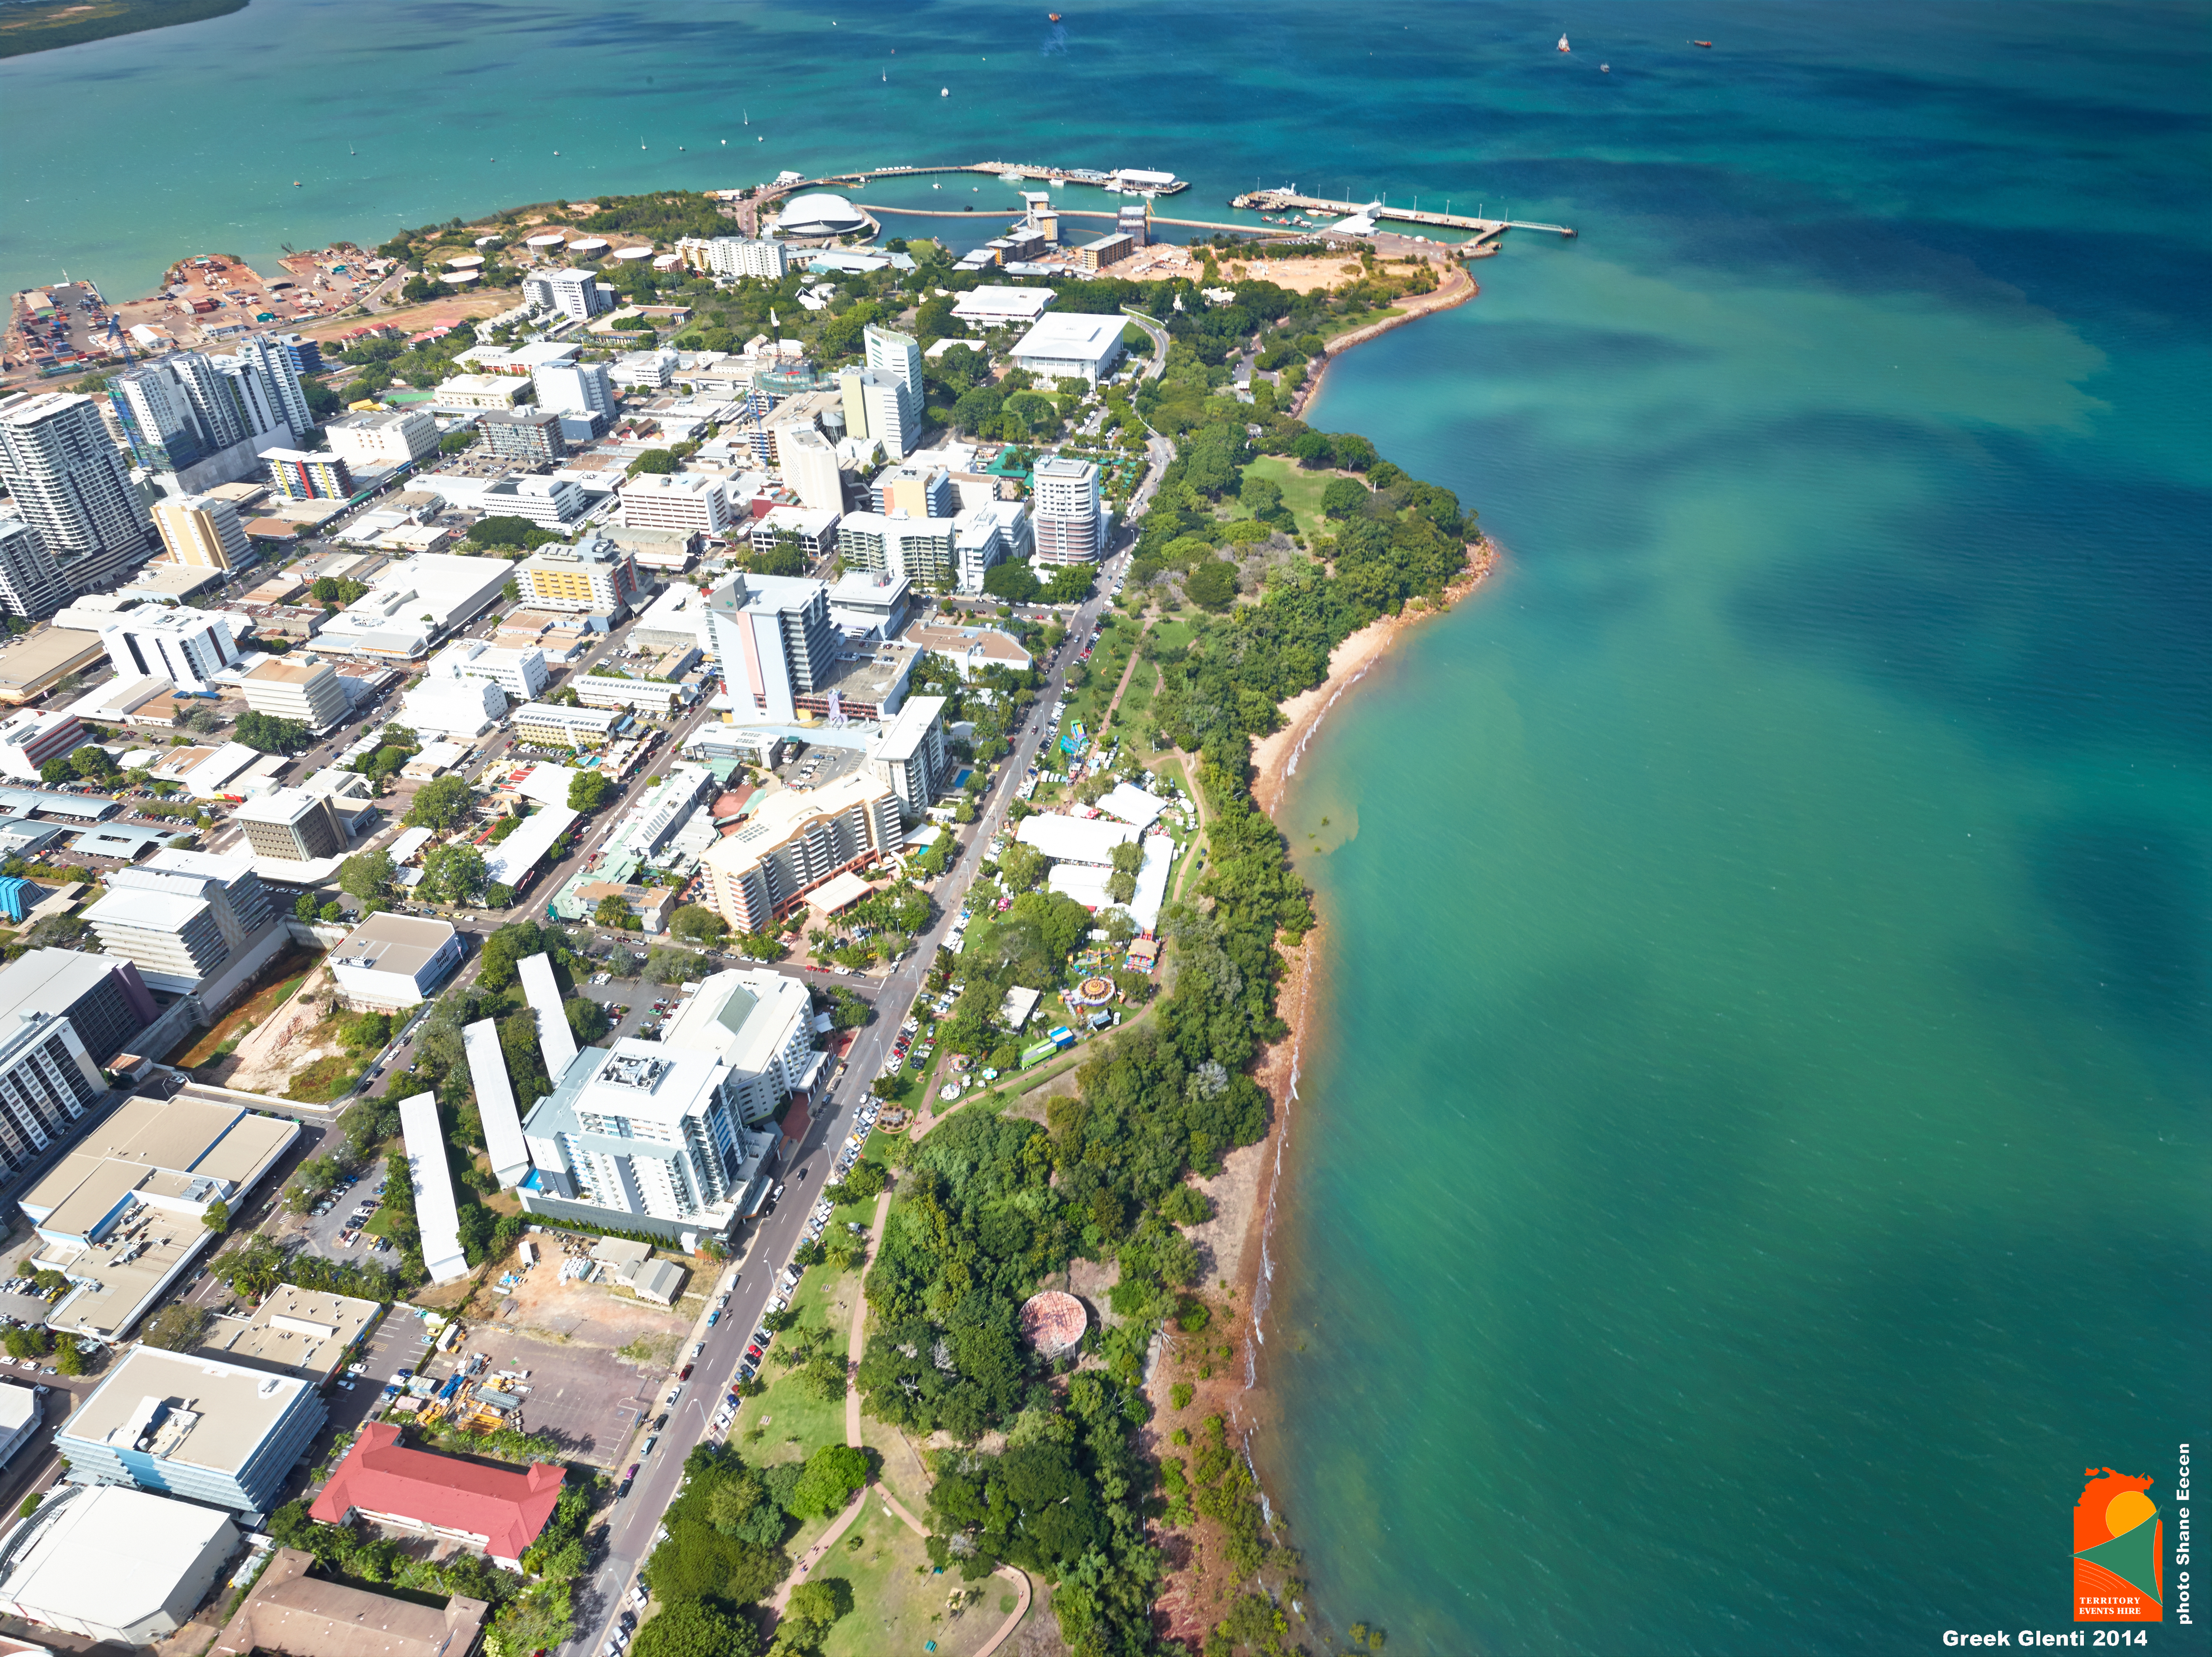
[
  {"xmin": 1109, "ymin": 839, "xmax": 1144, "ymax": 877},
  {"xmin": 1322, "ymin": 476, "xmax": 1371, "ymax": 518},
  {"xmin": 234, "ymin": 710, "xmax": 313, "ymax": 755},
  {"xmin": 594, "ymin": 893, "xmax": 634, "ymax": 929},
  {"xmin": 69, "ymin": 746, "xmax": 118, "ymax": 781},
  {"xmin": 405, "ymin": 774, "xmax": 475, "ymax": 831},
  {"xmin": 1185, "ymin": 557, "xmax": 1237, "ymax": 611},
  {"xmin": 53, "ymin": 1341, "xmax": 85, "ymax": 1378},
  {"xmin": 1043, "ymin": 564, "xmax": 1095, "ymax": 605},
  {"xmin": 422, "ymin": 843, "xmax": 488, "ymax": 905},
  {"xmin": 627, "ymin": 448, "xmax": 677, "ymax": 476},
  {"xmin": 785, "ymin": 1577, "xmax": 854, "ymax": 1639},
  {"xmin": 669, "ymin": 904, "xmax": 726, "ymax": 945},
  {"xmin": 338, "ymin": 849, "xmax": 394, "ymax": 905},
  {"xmin": 141, "ymin": 1302, "xmax": 209, "ymax": 1351},
  {"xmin": 37, "ymin": 756, "xmax": 72, "ymax": 786},
  {"xmin": 568, "ymin": 770, "xmax": 611, "ymax": 812},
  {"xmin": 788, "ymin": 1444, "xmax": 870, "ymax": 1518},
  {"xmin": 202, "ymin": 1199, "xmax": 230, "ymax": 1232},
  {"xmin": 982, "ymin": 561, "xmax": 1041, "ymax": 605},
  {"xmin": 630, "ymin": 1598, "xmax": 759, "ymax": 1657}
]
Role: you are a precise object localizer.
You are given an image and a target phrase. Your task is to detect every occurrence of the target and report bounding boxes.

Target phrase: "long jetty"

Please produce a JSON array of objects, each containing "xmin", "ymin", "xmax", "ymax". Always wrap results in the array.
[
  {"xmin": 1231, "ymin": 186, "xmax": 1576, "ymax": 239},
  {"xmin": 819, "ymin": 160, "xmax": 1189, "ymax": 194}
]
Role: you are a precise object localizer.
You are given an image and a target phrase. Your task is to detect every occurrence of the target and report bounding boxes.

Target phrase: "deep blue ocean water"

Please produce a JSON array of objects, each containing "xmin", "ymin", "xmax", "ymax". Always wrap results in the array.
[{"xmin": 6, "ymin": 4, "xmax": 2208, "ymax": 1652}]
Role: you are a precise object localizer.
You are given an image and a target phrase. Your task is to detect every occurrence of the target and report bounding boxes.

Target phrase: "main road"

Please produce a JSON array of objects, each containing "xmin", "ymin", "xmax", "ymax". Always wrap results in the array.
[{"xmin": 565, "ymin": 552, "xmax": 1144, "ymax": 1655}]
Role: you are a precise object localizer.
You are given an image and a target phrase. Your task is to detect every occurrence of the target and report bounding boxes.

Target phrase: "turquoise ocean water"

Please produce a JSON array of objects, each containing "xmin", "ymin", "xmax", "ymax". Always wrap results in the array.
[{"xmin": 6, "ymin": 4, "xmax": 2208, "ymax": 1651}]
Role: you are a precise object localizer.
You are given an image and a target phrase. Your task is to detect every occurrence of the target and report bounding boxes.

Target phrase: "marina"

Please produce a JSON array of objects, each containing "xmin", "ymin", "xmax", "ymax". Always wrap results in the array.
[
  {"xmin": 1231, "ymin": 185, "xmax": 1577, "ymax": 239},
  {"xmin": 817, "ymin": 159, "xmax": 1189, "ymax": 194}
]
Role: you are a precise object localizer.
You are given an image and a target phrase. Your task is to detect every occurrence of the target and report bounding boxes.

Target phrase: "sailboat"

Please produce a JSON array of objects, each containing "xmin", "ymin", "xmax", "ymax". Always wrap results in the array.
[{"xmin": 1557, "ymin": 33, "xmax": 1571, "ymax": 51}]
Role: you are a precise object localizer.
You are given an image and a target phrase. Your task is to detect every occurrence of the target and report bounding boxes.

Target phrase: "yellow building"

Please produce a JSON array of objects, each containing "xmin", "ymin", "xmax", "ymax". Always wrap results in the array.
[{"xmin": 152, "ymin": 494, "xmax": 250, "ymax": 570}]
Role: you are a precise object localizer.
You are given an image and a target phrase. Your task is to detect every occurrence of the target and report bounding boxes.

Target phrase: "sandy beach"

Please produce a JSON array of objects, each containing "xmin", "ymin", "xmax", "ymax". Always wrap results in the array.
[{"xmin": 1292, "ymin": 263, "xmax": 1480, "ymax": 420}]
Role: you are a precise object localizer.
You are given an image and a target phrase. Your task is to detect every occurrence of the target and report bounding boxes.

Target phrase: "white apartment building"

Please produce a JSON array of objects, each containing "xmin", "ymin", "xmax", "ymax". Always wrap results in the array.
[
  {"xmin": 324, "ymin": 408, "xmax": 439, "ymax": 468},
  {"xmin": 477, "ymin": 473, "xmax": 588, "ymax": 529},
  {"xmin": 0, "ymin": 1009, "xmax": 105, "ymax": 1187},
  {"xmin": 610, "ymin": 349, "xmax": 679, "ymax": 391},
  {"xmin": 836, "ymin": 509, "xmax": 957, "ymax": 590},
  {"xmin": 703, "ymin": 571, "xmax": 837, "ymax": 724},
  {"xmin": 429, "ymin": 375, "xmax": 530, "ymax": 412},
  {"xmin": 84, "ymin": 846, "xmax": 276, "ymax": 994},
  {"xmin": 520, "ymin": 1040, "xmax": 770, "ymax": 1227},
  {"xmin": 152, "ymin": 494, "xmax": 251, "ymax": 570},
  {"xmin": 618, "ymin": 470, "xmax": 731, "ymax": 536},
  {"xmin": 700, "ymin": 770, "xmax": 904, "ymax": 931},
  {"xmin": 869, "ymin": 693, "xmax": 948, "ymax": 824},
  {"xmin": 662, "ymin": 968, "xmax": 819, "ymax": 1125},
  {"xmin": 532, "ymin": 358, "xmax": 617, "ymax": 419},
  {"xmin": 523, "ymin": 267, "xmax": 612, "ymax": 322},
  {"xmin": 865, "ymin": 323, "xmax": 924, "ymax": 401},
  {"xmin": 513, "ymin": 535, "xmax": 641, "ymax": 613},
  {"xmin": 99, "ymin": 606, "xmax": 242, "ymax": 691},
  {"xmin": 0, "ymin": 516, "xmax": 69, "ymax": 620},
  {"xmin": 428, "ymin": 637, "xmax": 549, "ymax": 699},
  {"xmin": 239, "ymin": 657, "xmax": 348, "ymax": 730},
  {"xmin": 777, "ymin": 424, "xmax": 844, "ymax": 515},
  {"xmin": 953, "ymin": 499, "xmax": 1029, "ymax": 593},
  {"xmin": 750, "ymin": 504, "xmax": 838, "ymax": 560},
  {"xmin": 836, "ymin": 368, "xmax": 912, "ymax": 463},
  {"xmin": 1031, "ymin": 454, "xmax": 1104, "ymax": 564},
  {"xmin": 676, "ymin": 236, "xmax": 788, "ymax": 281},
  {"xmin": 0, "ymin": 393, "xmax": 154, "ymax": 593}
]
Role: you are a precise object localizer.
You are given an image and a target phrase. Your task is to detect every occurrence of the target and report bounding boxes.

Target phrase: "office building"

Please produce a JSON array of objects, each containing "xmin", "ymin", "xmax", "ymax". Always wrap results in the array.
[
  {"xmin": 311, "ymin": 1422, "xmax": 563, "ymax": 1569},
  {"xmin": 837, "ymin": 509, "xmax": 957, "ymax": 590},
  {"xmin": 191, "ymin": 1286, "xmax": 380, "ymax": 1384},
  {"xmin": 233, "ymin": 787, "xmax": 347, "ymax": 862},
  {"xmin": 0, "ymin": 947, "xmax": 161, "ymax": 1072},
  {"xmin": 428, "ymin": 374, "xmax": 530, "ymax": 412},
  {"xmin": 0, "ymin": 1383, "xmax": 38, "ymax": 1469},
  {"xmin": 0, "ymin": 707, "xmax": 86, "ymax": 781},
  {"xmin": 1031, "ymin": 455, "xmax": 1104, "ymax": 564},
  {"xmin": 533, "ymin": 357, "xmax": 617, "ymax": 419},
  {"xmin": 519, "ymin": 1037, "xmax": 776, "ymax": 1234},
  {"xmin": 777, "ymin": 423, "xmax": 844, "ymax": 514},
  {"xmin": 328, "ymin": 912, "xmax": 462, "ymax": 1011},
  {"xmin": 0, "ymin": 1484, "xmax": 241, "ymax": 1648},
  {"xmin": 310, "ymin": 553, "xmax": 513, "ymax": 658},
  {"xmin": 629, "ymin": 582, "xmax": 712, "ymax": 652},
  {"xmin": 0, "ymin": 514, "xmax": 70, "ymax": 619},
  {"xmin": 703, "ymin": 571, "xmax": 836, "ymax": 723},
  {"xmin": 662, "ymin": 967, "xmax": 820, "ymax": 1125},
  {"xmin": 601, "ymin": 522, "xmax": 696, "ymax": 570},
  {"xmin": 239, "ymin": 657, "xmax": 347, "ymax": 731},
  {"xmin": 951, "ymin": 286, "xmax": 1055, "ymax": 328},
  {"xmin": 97, "ymin": 605, "xmax": 239, "ymax": 691},
  {"xmin": 0, "ymin": 392, "xmax": 155, "ymax": 593},
  {"xmin": 86, "ymin": 846, "xmax": 276, "ymax": 993},
  {"xmin": 513, "ymin": 535, "xmax": 639, "ymax": 614},
  {"xmin": 211, "ymin": 1544, "xmax": 491, "ymax": 1657},
  {"xmin": 750, "ymin": 504, "xmax": 839, "ymax": 562},
  {"xmin": 618, "ymin": 470, "xmax": 731, "ymax": 537},
  {"xmin": 871, "ymin": 462, "xmax": 954, "ymax": 520},
  {"xmin": 0, "ymin": 1011, "xmax": 106, "ymax": 1187},
  {"xmin": 836, "ymin": 367, "xmax": 912, "ymax": 463},
  {"xmin": 699, "ymin": 771, "xmax": 903, "ymax": 932},
  {"xmin": 512, "ymin": 700, "xmax": 624, "ymax": 748},
  {"xmin": 324, "ymin": 408, "xmax": 438, "ymax": 469},
  {"xmin": 152, "ymin": 493, "xmax": 251, "ymax": 570},
  {"xmin": 397, "ymin": 1091, "xmax": 468, "ymax": 1283},
  {"xmin": 869, "ymin": 694, "xmax": 948, "ymax": 825},
  {"xmin": 262, "ymin": 447, "xmax": 353, "ymax": 502},
  {"xmin": 676, "ymin": 235, "xmax": 788, "ymax": 281},
  {"xmin": 268, "ymin": 330, "xmax": 325, "ymax": 378},
  {"xmin": 522, "ymin": 266, "xmax": 612, "ymax": 322},
  {"xmin": 825, "ymin": 570, "xmax": 912, "ymax": 638},
  {"xmin": 479, "ymin": 406, "xmax": 567, "ymax": 466},
  {"xmin": 401, "ymin": 673, "xmax": 506, "ymax": 738},
  {"xmin": 1010, "ymin": 313, "xmax": 1128, "ymax": 384},
  {"xmin": 54, "ymin": 1344, "xmax": 325, "ymax": 1516},
  {"xmin": 212, "ymin": 1545, "xmax": 488, "ymax": 1657},
  {"xmin": 428, "ymin": 637, "xmax": 549, "ymax": 699}
]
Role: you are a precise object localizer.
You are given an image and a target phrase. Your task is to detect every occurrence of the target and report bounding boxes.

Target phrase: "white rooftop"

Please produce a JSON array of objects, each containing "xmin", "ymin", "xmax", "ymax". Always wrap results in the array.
[
  {"xmin": 1016, "ymin": 811, "xmax": 1140, "ymax": 867},
  {"xmin": 397, "ymin": 1092, "xmax": 467, "ymax": 1283},
  {"xmin": 0, "ymin": 1484, "xmax": 233, "ymax": 1632},
  {"xmin": 464, "ymin": 1020, "xmax": 529, "ymax": 1187},
  {"xmin": 1010, "ymin": 312, "xmax": 1126, "ymax": 364},
  {"xmin": 1095, "ymin": 781, "xmax": 1166, "ymax": 829}
]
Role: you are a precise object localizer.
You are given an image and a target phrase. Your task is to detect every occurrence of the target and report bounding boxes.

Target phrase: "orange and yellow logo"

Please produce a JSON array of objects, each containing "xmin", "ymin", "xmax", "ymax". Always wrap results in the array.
[{"xmin": 2074, "ymin": 1467, "xmax": 2162, "ymax": 1621}]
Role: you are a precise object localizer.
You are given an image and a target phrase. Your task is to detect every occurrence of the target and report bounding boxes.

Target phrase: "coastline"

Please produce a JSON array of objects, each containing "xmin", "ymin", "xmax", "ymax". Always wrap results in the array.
[
  {"xmin": 1292, "ymin": 262, "xmax": 1480, "ymax": 423},
  {"xmin": 1145, "ymin": 543, "xmax": 1499, "ymax": 1641}
]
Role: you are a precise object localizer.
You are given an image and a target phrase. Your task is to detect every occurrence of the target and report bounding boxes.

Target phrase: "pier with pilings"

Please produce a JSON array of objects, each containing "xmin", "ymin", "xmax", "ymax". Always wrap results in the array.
[{"xmin": 1230, "ymin": 187, "xmax": 1576, "ymax": 239}]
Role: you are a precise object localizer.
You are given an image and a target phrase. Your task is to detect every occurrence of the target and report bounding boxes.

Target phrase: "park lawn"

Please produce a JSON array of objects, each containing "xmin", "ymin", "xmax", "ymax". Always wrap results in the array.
[
  {"xmin": 1150, "ymin": 617, "xmax": 1197, "ymax": 655},
  {"xmin": 1110, "ymin": 662, "xmax": 1158, "ymax": 747},
  {"xmin": 1241, "ymin": 455, "xmax": 1335, "ymax": 540},
  {"xmin": 815, "ymin": 1512, "xmax": 1007, "ymax": 1657},
  {"xmin": 360, "ymin": 1206, "xmax": 394, "ymax": 1238}
]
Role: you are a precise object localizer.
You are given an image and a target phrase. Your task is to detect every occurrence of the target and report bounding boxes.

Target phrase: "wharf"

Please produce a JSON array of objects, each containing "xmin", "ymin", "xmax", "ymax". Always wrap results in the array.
[
  {"xmin": 818, "ymin": 159, "xmax": 1188, "ymax": 194},
  {"xmin": 1230, "ymin": 187, "xmax": 1576, "ymax": 240}
]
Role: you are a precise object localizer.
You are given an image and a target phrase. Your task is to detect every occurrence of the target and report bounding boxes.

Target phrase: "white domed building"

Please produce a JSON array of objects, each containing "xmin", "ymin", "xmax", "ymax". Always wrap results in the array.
[{"xmin": 772, "ymin": 191, "xmax": 871, "ymax": 239}]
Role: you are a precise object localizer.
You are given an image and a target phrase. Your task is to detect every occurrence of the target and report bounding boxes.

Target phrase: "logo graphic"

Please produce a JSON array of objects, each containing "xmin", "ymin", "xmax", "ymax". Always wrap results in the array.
[{"xmin": 2074, "ymin": 1467, "xmax": 2162, "ymax": 1622}]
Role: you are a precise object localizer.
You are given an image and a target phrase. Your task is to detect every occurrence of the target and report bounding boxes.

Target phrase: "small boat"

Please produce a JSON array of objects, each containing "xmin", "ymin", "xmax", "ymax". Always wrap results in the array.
[
  {"xmin": 1600, "ymin": 62, "xmax": 1610, "ymax": 71},
  {"xmin": 1692, "ymin": 39, "xmax": 1712, "ymax": 47},
  {"xmin": 1557, "ymin": 33, "xmax": 1570, "ymax": 51},
  {"xmin": 292, "ymin": 180, "xmax": 301, "ymax": 187}
]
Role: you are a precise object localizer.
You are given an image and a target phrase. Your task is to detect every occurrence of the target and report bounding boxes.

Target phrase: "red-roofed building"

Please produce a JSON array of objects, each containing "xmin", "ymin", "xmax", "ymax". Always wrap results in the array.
[{"xmin": 308, "ymin": 1423, "xmax": 564, "ymax": 1569}]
